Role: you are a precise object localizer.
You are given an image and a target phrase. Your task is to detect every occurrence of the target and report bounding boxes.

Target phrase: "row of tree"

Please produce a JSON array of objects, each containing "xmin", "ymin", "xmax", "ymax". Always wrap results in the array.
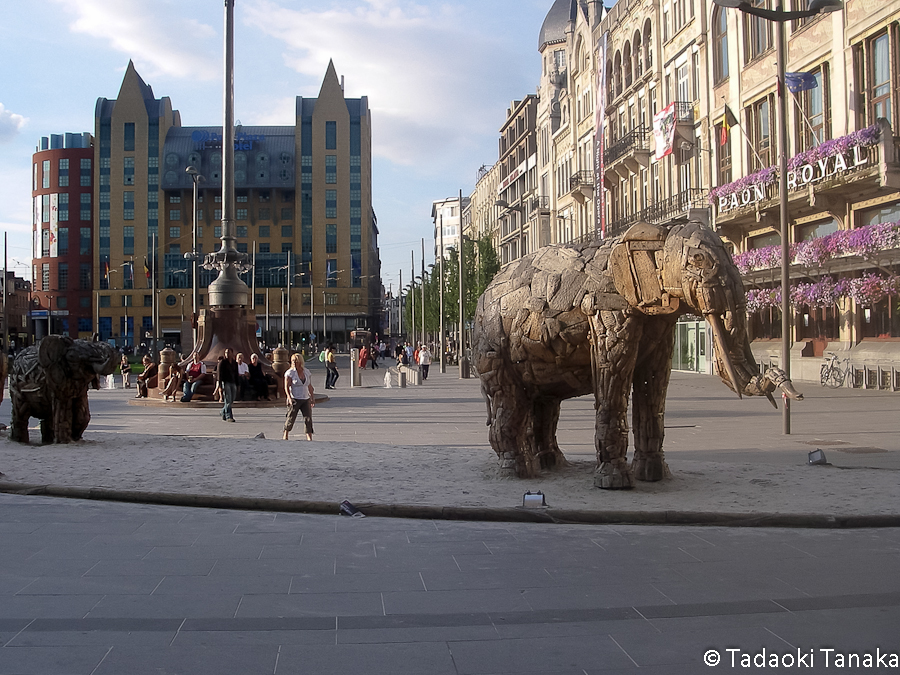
[{"xmin": 402, "ymin": 235, "xmax": 500, "ymax": 345}]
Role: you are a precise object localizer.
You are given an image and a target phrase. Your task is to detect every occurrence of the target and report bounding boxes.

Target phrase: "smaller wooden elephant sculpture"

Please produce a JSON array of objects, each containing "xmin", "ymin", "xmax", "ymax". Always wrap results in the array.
[{"xmin": 9, "ymin": 335, "xmax": 119, "ymax": 444}]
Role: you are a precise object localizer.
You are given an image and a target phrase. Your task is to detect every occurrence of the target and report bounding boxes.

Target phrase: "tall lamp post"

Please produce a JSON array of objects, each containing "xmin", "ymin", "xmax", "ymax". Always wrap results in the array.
[
  {"xmin": 712, "ymin": 0, "xmax": 841, "ymax": 435},
  {"xmin": 184, "ymin": 166, "xmax": 205, "ymax": 352}
]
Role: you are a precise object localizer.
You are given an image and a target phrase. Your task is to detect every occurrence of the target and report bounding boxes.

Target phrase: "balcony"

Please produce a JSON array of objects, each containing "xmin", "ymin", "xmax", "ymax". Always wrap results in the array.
[
  {"xmin": 568, "ymin": 170, "xmax": 594, "ymax": 204},
  {"xmin": 530, "ymin": 195, "xmax": 550, "ymax": 213},
  {"xmin": 607, "ymin": 188, "xmax": 709, "ymax": 238},
  {"xmin": 604, "ymin": 125, "xmax": 651, "ymax": 179}
]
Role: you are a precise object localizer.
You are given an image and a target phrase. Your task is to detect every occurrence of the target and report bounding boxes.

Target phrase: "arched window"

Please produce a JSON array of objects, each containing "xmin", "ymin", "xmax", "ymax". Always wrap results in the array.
[
  {"xmin": 712, "ymin": 7, "xmax": 729, "ymax": 83},
  {"xmin": 634, "ymin": 31, "xmax": 643, "ymax": 78},
  {"xmin": 606, "ymin": 59, "xmax": 614, "ymax": 101},
  {"xmin": 623, "ymin": 41, "xmax": 633, "ymax": 89},
  {"xmin": 614, "ymin": 50, "xmax": 623, "ymax": 97},
  {"xmin": 644, "ymin": 20, "xmax": 653, "ymax": 71}
]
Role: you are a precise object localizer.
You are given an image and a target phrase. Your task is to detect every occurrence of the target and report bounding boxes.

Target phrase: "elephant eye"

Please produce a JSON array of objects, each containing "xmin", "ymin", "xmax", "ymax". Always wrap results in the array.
[{"xmin": 692, "ymin": 253, "xmax": 706, "ymax": 264}]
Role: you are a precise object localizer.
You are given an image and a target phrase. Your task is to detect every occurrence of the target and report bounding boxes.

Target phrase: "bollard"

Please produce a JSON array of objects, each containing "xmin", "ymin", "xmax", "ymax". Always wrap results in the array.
[
  {"xmin": 398, "ymin": 369, "xmax": 406, "ymax": 388},
  {"xmin": 350, "ymin": 348, "xmax": 361, "ymax": 388}
]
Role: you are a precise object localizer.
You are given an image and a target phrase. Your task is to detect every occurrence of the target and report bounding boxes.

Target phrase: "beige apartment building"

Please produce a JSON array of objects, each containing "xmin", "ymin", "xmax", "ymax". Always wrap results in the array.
[{"xmin": 458, "ymin": 0, "xmax": 900, "ymax": 382}]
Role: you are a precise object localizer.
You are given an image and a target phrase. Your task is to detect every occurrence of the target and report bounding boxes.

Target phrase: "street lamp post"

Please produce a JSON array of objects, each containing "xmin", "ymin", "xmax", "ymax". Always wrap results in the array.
[
  {"xmin": 712, "ymin": 0, "xmax": 842, "ymax": 435},
  {"xmin": 185, "ymin": 166, "xmax": 204, "ymax": 352}
]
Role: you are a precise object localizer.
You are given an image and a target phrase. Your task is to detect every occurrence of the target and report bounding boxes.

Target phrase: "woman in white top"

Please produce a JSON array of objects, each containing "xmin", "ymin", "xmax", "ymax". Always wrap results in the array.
[
  {"xmin": 417, "ymin": 344, "xmax": 432, "ymax": 381},
  {"xmin": 283, "ymin": 353, "xmax": 315, "ymax": 441}
]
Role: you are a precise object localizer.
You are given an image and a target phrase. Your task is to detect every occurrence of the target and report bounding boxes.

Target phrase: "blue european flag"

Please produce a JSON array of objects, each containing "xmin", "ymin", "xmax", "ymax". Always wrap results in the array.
[{"xmin": 785, "ymin": 71, "xmax": 818, "ymax": 93}]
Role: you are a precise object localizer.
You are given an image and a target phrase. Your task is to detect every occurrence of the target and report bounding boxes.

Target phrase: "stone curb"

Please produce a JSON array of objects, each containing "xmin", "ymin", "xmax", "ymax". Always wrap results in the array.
[{"xmin": 1, "ymin": 481, "xmax": 898, "ymax": 529}]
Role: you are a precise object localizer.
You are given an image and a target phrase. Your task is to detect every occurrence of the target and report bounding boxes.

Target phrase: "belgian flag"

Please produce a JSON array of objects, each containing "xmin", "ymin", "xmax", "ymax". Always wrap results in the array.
[{"xmin": 720, "ymin": 104, "xmax": 738, "ymax": 147}]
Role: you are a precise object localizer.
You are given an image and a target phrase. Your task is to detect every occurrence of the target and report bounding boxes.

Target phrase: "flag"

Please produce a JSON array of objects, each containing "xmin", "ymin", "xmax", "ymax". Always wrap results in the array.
[
  {"xmin": 125, "ymin": 262, "xmax": 134, "ymax": 282},
  {"xmin": 144, "ymin": 257, "xmax": 151, "ymax": 280},
  {"xmin": 103, "ymin": 260, "xmax": 110, "ymax": 282},
  {"xmin": 720, "ymin": 104, "xmax": 738, "ymax": 146},
  {"xmin": 653, "ymin": 103, "xmax": 676, "ymax": 161},
  {"xmin": 785, "ymin": 71, "xmax": 818, "ymax": 94}
]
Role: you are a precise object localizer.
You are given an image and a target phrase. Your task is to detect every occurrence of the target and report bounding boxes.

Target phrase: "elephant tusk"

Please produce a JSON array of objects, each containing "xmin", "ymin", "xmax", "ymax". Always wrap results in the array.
[
  {"xmin": 765, "ymin": 390, "xmax": 778, "ymax": 409},
  {"xmin": 707, "ymin": 313, "xmax": 742, "ymax": 400}
]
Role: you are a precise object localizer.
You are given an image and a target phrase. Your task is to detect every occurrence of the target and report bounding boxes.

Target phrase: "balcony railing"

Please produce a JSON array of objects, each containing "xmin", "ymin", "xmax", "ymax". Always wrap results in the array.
[
  {"xmin": 607, "ymin": 188, "xmax": 709, "ymax": 238},
  {"xmin": 673, "ymin": 101, "xmax": 695, "ymax": 123},
  {"xmin": 604, "ymin": 125, "xmax": 650, "ymax": 165},
  {"xmin": 530, "ymin": 195, "xmax": 550, "ymax": 212},
  {"xmin": 569, "ymin": 171, "xmax": 594, "ymax": 192}
]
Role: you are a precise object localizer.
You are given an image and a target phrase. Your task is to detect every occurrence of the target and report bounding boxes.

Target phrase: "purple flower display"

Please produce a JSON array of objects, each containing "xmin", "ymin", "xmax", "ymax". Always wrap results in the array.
[
  {"xmin": 746, "ymin": 274, "xmax": 900, "ymax": 313},
  {"xmin": 733, "ymin": 220, "xmax": 900, "ymax": 273}
]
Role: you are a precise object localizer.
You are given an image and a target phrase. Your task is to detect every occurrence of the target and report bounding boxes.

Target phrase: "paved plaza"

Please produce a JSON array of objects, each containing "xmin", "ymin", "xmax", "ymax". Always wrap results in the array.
[{"xmin": 0, "ymin": 359, "xmax": 898, "ymax": 673}]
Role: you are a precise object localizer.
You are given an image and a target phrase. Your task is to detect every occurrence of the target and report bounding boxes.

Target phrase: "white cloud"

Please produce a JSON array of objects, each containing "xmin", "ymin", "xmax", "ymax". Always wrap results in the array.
[
  {"xmin": 243, "ymin": 0, "xmax": 530, "ymax": 167},
  {"xmin": 0, "ymin": 104, "xmax": 27, "ymax": 143},
  {"xmin": 52, "ymin": 0, "xmax": 220, "ymax": 80}
]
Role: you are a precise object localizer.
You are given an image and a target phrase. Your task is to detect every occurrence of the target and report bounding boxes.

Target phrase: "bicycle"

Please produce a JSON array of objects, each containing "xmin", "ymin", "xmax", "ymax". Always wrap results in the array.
[{"xmin": 820, "ymin": 352, "xmax": 851, "ymax": 388}]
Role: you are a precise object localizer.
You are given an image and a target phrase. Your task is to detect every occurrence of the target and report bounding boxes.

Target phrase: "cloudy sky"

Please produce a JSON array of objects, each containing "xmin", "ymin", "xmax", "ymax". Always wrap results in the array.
[{"xmin": 0, "ymin": 0, "xmax": 553, "ymax": 290}]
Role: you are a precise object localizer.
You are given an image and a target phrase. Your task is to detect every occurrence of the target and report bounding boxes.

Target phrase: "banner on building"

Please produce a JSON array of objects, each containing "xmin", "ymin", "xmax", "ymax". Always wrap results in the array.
[
  {"xmin": 49, "ymin": 193, "xmax": 59, "ymax": 258},
  {"xmin": 653, "ymin": 103, "xmax": 677, "ymax": 161},
  {"xmin": 594, "ymin": 31, "xmax": 608, "ymax": 239}
]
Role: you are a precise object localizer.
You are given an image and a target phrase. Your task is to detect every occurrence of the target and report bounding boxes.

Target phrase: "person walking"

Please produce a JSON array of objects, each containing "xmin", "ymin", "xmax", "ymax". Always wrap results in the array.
[
  {"xmin": 120, "ymin": 355, "xmax": 132, "ymax": 389},
  {"xmin": 324, "ymin": 343, "xmax": 339, "ymax": 389},
  {"xmin": 358, "ymin": 344, "xmax": 369, "ymax": 370},
  {"xmin": 180, "ymin": 353, "xmax": 207, "ymax": 402},
  {"xmin": 217, "ymin": 348, "xmax": 239, "ymax": 422},
  {"xmin": 417, "ymin": 343, "xmax": 432, "ymax": 381},
  {"xmin": 370, "ymin": 344, "xmax": 379, "ymax": 369},
  {"xmin": 135, "ymin": 355, "xmax": 157, "ymax": 399},
  {"xmin": 283, "ymin": 353, "xmax": 315, "ymax": 441}
]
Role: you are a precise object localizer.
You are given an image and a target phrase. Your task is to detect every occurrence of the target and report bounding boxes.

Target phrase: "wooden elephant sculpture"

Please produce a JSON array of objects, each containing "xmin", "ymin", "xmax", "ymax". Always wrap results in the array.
[
  {"xmin": 473, "ymin": 221, "xmax": 804, "ymax": 488},
  {"xmin": 9, "ymin": 335, "xmax": 119, "ymax": 444}
]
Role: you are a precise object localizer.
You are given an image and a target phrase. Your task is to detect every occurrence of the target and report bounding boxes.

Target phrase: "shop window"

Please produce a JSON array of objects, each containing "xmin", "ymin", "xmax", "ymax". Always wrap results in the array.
[
  {"xmin": 797, "ymin": 306, "xmax": 839, "ymax": 341},
  {"xmin": 750, "ymin": 306, "xmax": 783, "ymax": 341}
]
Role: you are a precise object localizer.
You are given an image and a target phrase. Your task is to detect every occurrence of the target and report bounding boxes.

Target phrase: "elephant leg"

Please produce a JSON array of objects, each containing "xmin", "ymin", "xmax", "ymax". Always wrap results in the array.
[
  {"xmin": 489, "ymin": 387, "xmax": 532, "ymax": 477},
  {"xmin": 631, "ymin": 318, "xmax": 677, "ymax": 482},
  {"xmin": 9, "ymin": 396, "xmax": 30, "ymax": 444},
  {"xmin": 72, "ymin": 392, "xmax": 91, "ymax": 441},
  {"xmin": 530, "ymin": 397, "xmax": 567, "ymax": 471},
  {"xmin": 591, "ymin": 312, "xmax": 643, "ymax": 489},
  {"xmin": 40, "ymin": 418, "xmax": 54, "ymax": 444},
  {"xmin": 52, "ymin": 400, "xmax": 74, "ymax": 444}
]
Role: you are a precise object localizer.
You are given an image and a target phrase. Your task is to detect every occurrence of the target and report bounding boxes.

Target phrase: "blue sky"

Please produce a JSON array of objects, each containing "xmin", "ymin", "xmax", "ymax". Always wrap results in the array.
[{"xmin": 0, "ymin": 0, "xmax": 552, "ymax": 292}]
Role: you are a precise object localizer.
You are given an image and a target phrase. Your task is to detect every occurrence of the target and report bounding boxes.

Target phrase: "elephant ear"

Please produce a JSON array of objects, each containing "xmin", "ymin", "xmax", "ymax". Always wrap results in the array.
[
  {"xmin": 610, "ymin": 222, "xmax": 679, "ymax": 316},
  {"xmin": 38, "ymin": 335, "xmax": 71, "ymax": 368}
]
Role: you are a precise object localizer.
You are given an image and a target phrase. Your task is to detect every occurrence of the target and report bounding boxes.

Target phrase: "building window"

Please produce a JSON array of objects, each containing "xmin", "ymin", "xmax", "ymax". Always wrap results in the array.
[
  {"xmin": 99, "ymin": 295, "xmax": 111, "ymax": 308},
  {"xmin": 281, "ymin": 225, "xmax": 293, "ymax": 237},
  {"xmin": 80, "ymin": 158, "xmax": 91, "ymax": 186},
  {"xmin": 80, "ymin": 228, "xmax": 91, "ymax": 255},
  {"xmin": 745, "ymin": 0, "xmax": 772, "ymax": 61},
  {"xmin": 716, "ymin": 122, "xmax": 733, "ymax": 186},
  {"xmin": 169, "ymin": 209, "xmax": 181, "ymax": 221},
  {"xmin": 214, "ymin": 226, "xmax": 222, "ymax": 238},
  {"xmin": 281, "ymin": 208, "xmax": 292, "ymax": 220},
  {"xmin": 236, "ymin": 226, "xmax": 248, "ymax": 237},
  {"xmin": 712, "ymin": 9, "xmax": 728, "ymax": 83},
  {"xmin": 326, "ymin": 259, "xmax": 338, "ymax": 287},
  {"xmin": 325, "ymin": 190, "xmax": 337, "ymax": 218},
  {"xmin": 123, "ymin": 191, "xmax": 134, "ymax": 220},
  {"xmin": 59, "ymin": 227, "xmax": 69, "ymax": 255},
  {"xmin": 326, "ymin": 224, "xmax": 337, "ymax": 253},
  {"xmin": 124, "ymin": 226, "xmax": 134, "ymax": 255},
  {"xmin": 144, "ymin": 295, "xmax": 153, "ymax": 307},
  {"xmin": 326, "ymin": 121, "xmax": 337, "ymax": 149},
  {"xmin": 58, "ymin": 158, "xmax": 69, "ymax": 187},
  {"xmin": 80, "ymin": 263, "xmax": 91, "ymax": 290},
  {"xmin": 797, "ymin": 68, "xmax": 829, "ymax": 151},
  {"xmin": 214, "ymin": 209, "xmax": 222, "ymax": 220},
  {"xmin": 236, "ymin": 208, "xmax": 248, "ymax": 220},
  {"xmin": 58, "ymin": 263, "xmax": 69, "ymax": 291},
  {"xmin": 747, "ymin": 96, "xmax": 773, "ymax": 171},
  {"xmin": 236, "ymin": 192, "xmax": 248, "ymax": 202},
  {"xmin": 42, "ymin": 263, "xmax": 50, "ymax": 291},
  {"xmin": 866, "ymin": 31, "xmax": 893, "ymax": 126},
  {"xmin": 42, "ymin": 160, "xmax": 50, "ymax": 188},
  {"xmin": 325, "ymin": 293, "xmax": 338, "ymax": 305},
  {"xmin": 325, "ymin": 155, "xmax": 337, "ymax": 184},
  {"xmin": 124, "ymin": 123, "xmax": 135, "ymax": 152},
  {"xmin": 349, "ymin": 293, "xmax": 360, "ymax": 305},
  {"xmin": 281, "ymin": 243, "xmax": 293, "ymax": 253},
  {"xmin": 258, "ymin": 208, "xmax": 270, "ymax": 220},
  {"xmin": 169, "ymin": 226, "xmax": 181, "ymax": 239},
  {"xmin": 259, "ymin": 225, "xmax": 270, "ymax": 237},
  {"xmin": 259, "ymin": 243, "xmax": 270, "ymax": 253},
  {"xmin": 237, "ymin": 243, "xmax": 248, "ymax": 253},
  {"xmin": 80, "ymin": 193, "xmax": 91, "ymax": 221}
]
